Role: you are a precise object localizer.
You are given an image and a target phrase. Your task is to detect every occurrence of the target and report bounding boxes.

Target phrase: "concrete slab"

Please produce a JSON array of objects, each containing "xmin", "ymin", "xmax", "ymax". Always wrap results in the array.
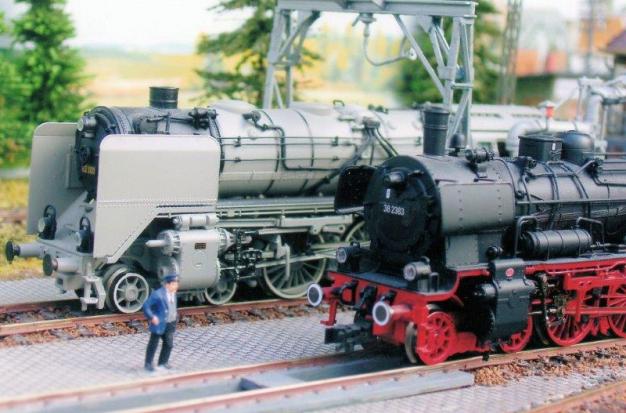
[
  {"xmin": 314, "ymin": 367, "xmax": 626, "ymax": 413},
  {"xmin": 14, "ymin": 380, "xmax": 243, "ymax": 413},
  {"xmin": 240, "ymin": 356, "xmax": 407, "ymax": 390},
  {"xmin": 240, "ymin": 371, "xmax": 305, "ymax": 390},
  {"xmin": 219, "ymin": 370, "xmax": 475, "ymax": 413},
  {"xmin": 11, "ymin": 361, "xmax": 471, "ymax": 413},
  {"xmin": 0, "ymin": 311, "xmax": 351, "ymax": 399},
  {"xmin": 0, "ymin": 278, "xmax": 75, "ymax": 306}
]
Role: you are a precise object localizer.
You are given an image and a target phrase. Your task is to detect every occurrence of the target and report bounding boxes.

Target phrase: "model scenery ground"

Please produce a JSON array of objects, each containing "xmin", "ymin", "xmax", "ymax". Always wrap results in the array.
[
  {"xmin": 0, "ymin": 179, "xmax": 40, "ymax": 281},
  {"xmin": 1, "ymin": 178, "xmax": 625, "ymax": 412}
]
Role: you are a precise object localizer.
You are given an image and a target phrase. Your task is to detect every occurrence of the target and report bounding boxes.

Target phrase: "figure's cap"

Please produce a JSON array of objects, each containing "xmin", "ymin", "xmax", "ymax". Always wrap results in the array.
[{"xmin": 163, "ymin": 274, "xmax": 179, "ymax": 284}]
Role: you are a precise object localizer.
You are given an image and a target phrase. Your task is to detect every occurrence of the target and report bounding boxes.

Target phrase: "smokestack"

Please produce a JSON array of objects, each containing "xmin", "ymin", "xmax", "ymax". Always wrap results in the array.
[
  {"xmin": 149, "ymin": 86, "xmax": 179, "ymax": 109},
  {"xmin": 422, "ymin": 106, "xmax": 450, "ymax": 156}
]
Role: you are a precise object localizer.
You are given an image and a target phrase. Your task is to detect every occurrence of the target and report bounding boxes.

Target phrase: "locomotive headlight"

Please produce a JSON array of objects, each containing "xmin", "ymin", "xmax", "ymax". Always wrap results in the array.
[
  {"xmin": 372, "ymin": 301, "xmax": 392, "ymax": 326},
  {"xmin": 37, "ymin": 217, "xmax": 48, "ymax": 234},
  {"xmin": 73, "ymin": 231, "xmax": 83, "ymax": 245},
  {"xmin": 336, "ymin": 247, "xmax": 349, "ymax": 264},
  {"xmin": 77, "ymin": 115, "xmax": 97, "ymax": 134},
  {"xmin": 37, "ymin": 205, "xmax": 57, "ymax": 240},
  {"xmin": 372, "ymin": 301, "xmax": 410, "ymax": 327},
  {"xmin": 403, "ymin": 263, "xmax": 417, "ymax": 281},
  {"xmin": 75, "ymin": 216, "xmax": 93, "ymax": 253},
  {"xmin": 403, "ymin": 260, "xmax": 432, "ymax": 282},
  {"xmin": 307, "ymin": 284, "xmax": 324, "ymax": 307},
  {"xmin": 74, "ymin": 228, "xmax": 92, "ymax": 252},
  {"xmin": 336, "ymin": 243, "xmax": 361, "ymax": 266}
]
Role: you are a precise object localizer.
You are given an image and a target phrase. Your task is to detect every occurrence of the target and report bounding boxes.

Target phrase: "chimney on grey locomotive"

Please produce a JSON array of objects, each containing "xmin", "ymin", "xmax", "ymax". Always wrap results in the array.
[
  {"xmin": 422, "ymin": 106, "xmax": 450, "ymax": 156},
  {"xmin": 149, "ymin": 86, "xmax": 179, "ymax": 109}
]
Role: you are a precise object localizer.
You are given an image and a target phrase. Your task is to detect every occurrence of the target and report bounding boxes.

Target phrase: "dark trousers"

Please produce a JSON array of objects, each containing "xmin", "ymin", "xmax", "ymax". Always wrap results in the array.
[{"xmin": 145, "ymin": 322, "xmax": 176, "ymax": 366}]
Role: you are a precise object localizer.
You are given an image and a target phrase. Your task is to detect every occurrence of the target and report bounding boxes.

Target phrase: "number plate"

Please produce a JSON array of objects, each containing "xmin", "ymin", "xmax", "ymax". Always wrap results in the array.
[{"xmin": 382, "ymin": 203, "xmax": 405, "ymax": 216}]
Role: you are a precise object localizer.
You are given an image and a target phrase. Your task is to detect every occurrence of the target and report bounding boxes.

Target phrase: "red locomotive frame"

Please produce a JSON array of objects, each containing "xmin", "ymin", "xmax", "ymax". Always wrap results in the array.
[{"xmin": 319, "ymin": 256, "xmax": 626, "ymax": 365}]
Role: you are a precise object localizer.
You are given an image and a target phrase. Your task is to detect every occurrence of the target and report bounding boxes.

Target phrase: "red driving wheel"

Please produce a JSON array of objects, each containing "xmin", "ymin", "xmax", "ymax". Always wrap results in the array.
[
  {"xmin": 500, "ymin": 316, "xmax": 533, "ymax": 353},
  {"xmin": 544, "ymin": 296, "xmax": 592, "ymax": 346},
  {"xmin": 607, "ymin": 284, "xmax": 626, "ymax": 338},
  {"xmin": 416, "ymin": 311, "xmax": 457, "ymax": 365}
]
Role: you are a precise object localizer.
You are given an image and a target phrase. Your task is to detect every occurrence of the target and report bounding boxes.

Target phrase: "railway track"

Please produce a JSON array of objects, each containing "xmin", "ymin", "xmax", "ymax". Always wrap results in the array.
[
  {"xmin": 0, "ymin": 352, "xmax": 360, "ymax": 411},
  {"xmin": 1, "ymin": 337, "xmax": 623, "ymax": 413},
  {"xmin": 0, "ymin": 298, "xmax": 307, "ymax": 337},
  {"xmin": 528, "ymin": 380, "xmax": 626, "ymax": 413},
  {"xmin": 0, "ymin": 299, "xmax": 77, "ymax": 315}
]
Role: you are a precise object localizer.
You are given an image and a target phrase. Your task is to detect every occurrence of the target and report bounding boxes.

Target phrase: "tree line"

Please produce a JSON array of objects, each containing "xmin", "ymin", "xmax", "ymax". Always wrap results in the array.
[
  {"xmin": 0, "ymin": 0, "xmax": 500, "ymax": 167},
  {"xmin": 1, "ymin": 0, "xmax": 85, "ymax": 166}
]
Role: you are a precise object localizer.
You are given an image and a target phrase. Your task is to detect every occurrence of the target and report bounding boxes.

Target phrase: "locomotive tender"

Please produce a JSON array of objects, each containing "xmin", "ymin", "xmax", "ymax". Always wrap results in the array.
[
  {"xmin": 308, "ymin": 107, "xmax": 626, "ymax": 364},
  {"xmin": 5, "ymin": 87, "xmax": 423, "ymax": 312}
]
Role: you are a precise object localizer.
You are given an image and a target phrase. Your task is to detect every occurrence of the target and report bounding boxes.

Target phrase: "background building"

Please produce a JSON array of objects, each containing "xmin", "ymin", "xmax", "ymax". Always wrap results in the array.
[{"xmin": 494, "ymin": 0, "xmax": 625, "ymax": 120}]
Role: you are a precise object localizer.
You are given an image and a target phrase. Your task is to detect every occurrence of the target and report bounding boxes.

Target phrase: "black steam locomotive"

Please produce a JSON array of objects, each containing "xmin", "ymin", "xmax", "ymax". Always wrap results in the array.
[{"xmin": 308, "ymin": 107, "xmax": 626, "ymax": 365}]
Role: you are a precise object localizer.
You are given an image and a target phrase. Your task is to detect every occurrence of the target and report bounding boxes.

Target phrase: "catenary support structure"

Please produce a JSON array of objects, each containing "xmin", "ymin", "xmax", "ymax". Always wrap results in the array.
[{"xmin": 263, "ymin": 0, "xmax": 477, "ymax": 145}]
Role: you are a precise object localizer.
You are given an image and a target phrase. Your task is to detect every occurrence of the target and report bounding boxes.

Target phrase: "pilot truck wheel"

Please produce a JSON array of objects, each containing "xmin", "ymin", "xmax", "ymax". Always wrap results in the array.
[
  {"xmin": 104, "ymin": 264, "xmax": 150, "ymax": 313},
  {"xmin": 203, "ymin": 268, "xmax": 237, "ymax": 305}
]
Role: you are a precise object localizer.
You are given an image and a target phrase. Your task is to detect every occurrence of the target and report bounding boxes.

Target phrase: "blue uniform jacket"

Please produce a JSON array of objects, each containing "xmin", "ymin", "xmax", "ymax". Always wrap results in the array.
[{"xmin": 143, "ymin": 287, "xmax": 174, "ymax": 335}]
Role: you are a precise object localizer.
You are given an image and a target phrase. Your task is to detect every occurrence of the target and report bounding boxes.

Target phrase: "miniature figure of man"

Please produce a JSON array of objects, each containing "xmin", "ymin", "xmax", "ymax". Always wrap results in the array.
[{"xmin": 143, "ymin": 274, "xmax": 179, "ymax": 372}]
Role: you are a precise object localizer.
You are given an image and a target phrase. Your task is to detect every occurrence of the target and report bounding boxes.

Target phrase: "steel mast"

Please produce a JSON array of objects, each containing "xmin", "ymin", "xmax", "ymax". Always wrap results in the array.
[{"xmin": 263, "ymin": 0, "xmax": 478, "ymax": 145}]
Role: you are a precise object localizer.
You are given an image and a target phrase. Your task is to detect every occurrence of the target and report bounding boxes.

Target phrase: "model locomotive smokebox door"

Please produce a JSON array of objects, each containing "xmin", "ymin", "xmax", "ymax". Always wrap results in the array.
[
  {"xmin": 439, "ymin": 183, "xmax": 515, "ymax": 234},
  {"xmin": 94, "ymin": 135, "xmax": 221, "ymax": 288}
]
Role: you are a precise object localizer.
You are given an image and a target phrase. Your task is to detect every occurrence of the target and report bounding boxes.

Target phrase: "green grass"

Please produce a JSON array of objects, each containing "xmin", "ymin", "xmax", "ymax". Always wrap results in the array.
[
  {"xmin": 0, "ymin": 179, "xmax": 29, "ymax": 209},
  {"xmin": 0, "ymin": 179, "xmax": 41, "ymax": 280}
]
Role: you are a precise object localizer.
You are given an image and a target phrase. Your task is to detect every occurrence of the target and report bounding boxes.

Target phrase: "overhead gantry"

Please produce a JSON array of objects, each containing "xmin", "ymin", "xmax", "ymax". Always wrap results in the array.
[{"xmin": 263, "ymin": 0, "xmax": 477, "ymax": 144}]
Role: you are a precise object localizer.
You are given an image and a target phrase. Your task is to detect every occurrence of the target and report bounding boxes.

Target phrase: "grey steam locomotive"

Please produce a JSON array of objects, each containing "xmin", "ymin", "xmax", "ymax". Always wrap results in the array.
[
  {"xmin": 309, "ymin": 107, "xmax": 626, "ymax": 364},
  {"xmin": 5, "ymin": 87, "xmax": 422, "ymax": 312}
]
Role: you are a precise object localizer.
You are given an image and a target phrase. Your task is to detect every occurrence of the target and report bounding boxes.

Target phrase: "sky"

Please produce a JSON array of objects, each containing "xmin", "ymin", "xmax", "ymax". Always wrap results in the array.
[{"xmin": 2, "ymin": 0, "xmax": 626, "ymax": 52}]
